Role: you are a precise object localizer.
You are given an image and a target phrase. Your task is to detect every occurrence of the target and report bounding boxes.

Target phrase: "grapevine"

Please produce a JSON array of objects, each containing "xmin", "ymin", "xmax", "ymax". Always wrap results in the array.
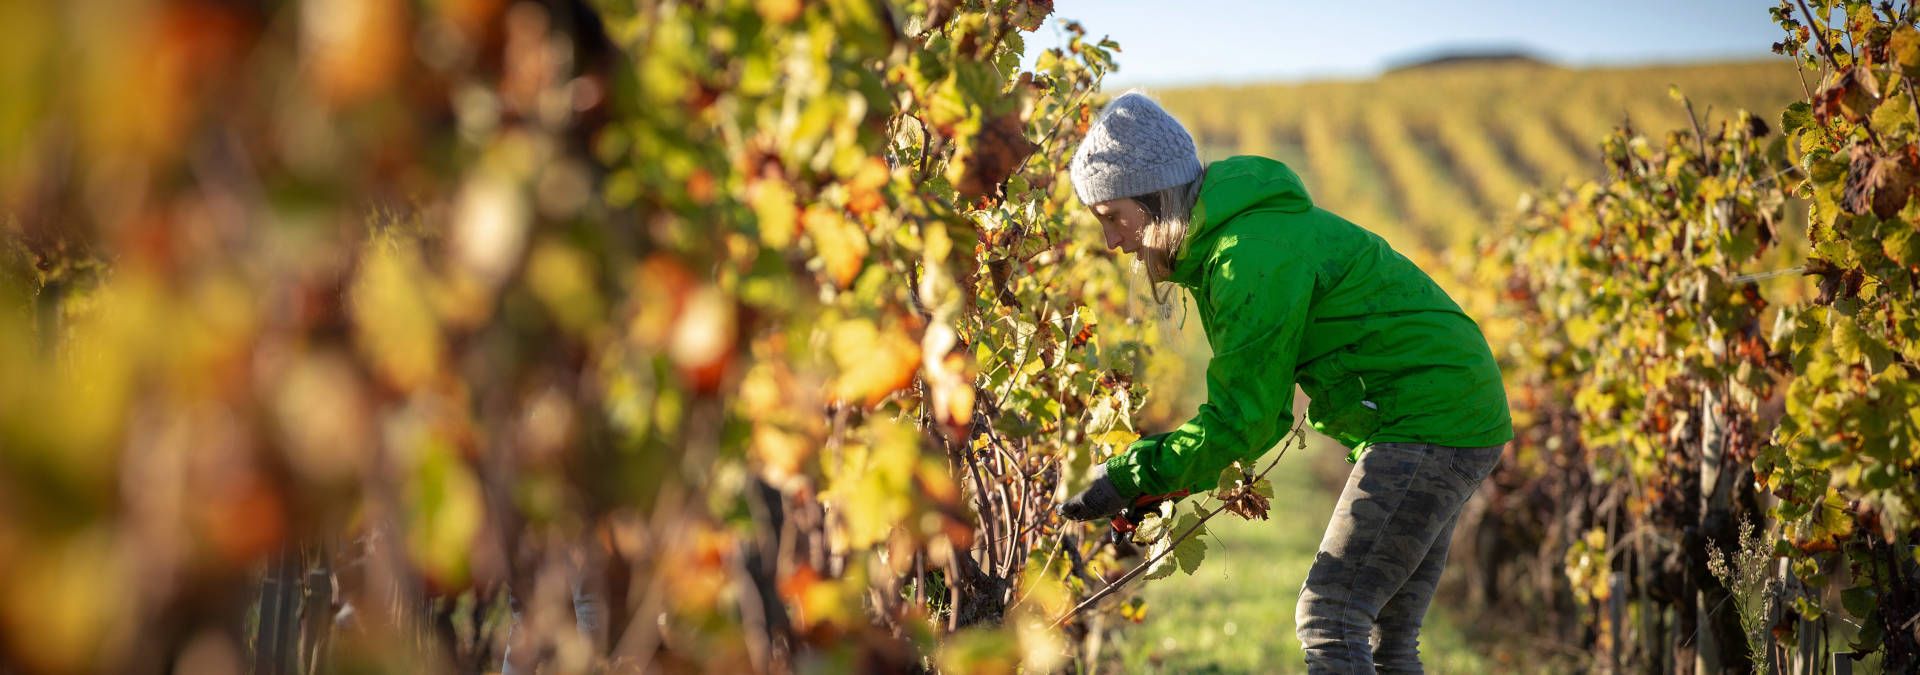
[
  {"xmin": 0, "ymin": 0, "xmax": 1224, "ymax": 671},
  {"xmin": 1459, "ymin": 2, "xmax": 1920, "ymax": 669}
]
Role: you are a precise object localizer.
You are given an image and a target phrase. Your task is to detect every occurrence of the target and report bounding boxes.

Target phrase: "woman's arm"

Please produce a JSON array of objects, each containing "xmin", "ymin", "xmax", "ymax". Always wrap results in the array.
[{"xmin": 1105, "ymin": 235, "xmax": 1313, "ymax": 496}]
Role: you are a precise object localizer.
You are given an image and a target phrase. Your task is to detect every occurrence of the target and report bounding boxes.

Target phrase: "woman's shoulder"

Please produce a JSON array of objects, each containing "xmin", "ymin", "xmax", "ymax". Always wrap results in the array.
[
  {"xmin": 1189, "ymin": 228, "xmax": 1312, "ymax": 284},
  {"xmin": 1207, "ymin": 207, "xmax": 1363, "ymax": 256},
  {"xmin": 1183, "ymin": 209, "xmax": 1387, "ymax": 294}
]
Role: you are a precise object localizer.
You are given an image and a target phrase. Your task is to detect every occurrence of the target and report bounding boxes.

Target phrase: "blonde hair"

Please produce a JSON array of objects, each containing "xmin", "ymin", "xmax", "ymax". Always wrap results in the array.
[{"xmin": 1131, "ymin": 168, "xmax": 1204, "ymax": 318}]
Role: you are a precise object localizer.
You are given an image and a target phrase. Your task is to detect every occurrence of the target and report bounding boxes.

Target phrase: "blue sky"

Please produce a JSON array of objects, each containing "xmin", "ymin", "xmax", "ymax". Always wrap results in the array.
[{"xmin": 1022, "ymin": 1, "xmax": 1790, "ymax": 86}]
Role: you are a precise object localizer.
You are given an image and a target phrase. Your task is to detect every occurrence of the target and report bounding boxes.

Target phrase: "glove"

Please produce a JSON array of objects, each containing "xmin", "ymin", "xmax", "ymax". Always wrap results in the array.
[
  {"xmin": 1060, "ymin": 461, "xmax": 1131, "ymax": 521},
  {"xmin": 1110, "ymin": 488, "xmax": 1193, "ymax": 534}
]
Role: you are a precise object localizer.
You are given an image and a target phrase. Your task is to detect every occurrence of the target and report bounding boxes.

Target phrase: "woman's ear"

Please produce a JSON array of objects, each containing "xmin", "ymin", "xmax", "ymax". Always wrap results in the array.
[{"xmin": 1133, "ymin": 195, "xmax": 1162, "ymax": 223}]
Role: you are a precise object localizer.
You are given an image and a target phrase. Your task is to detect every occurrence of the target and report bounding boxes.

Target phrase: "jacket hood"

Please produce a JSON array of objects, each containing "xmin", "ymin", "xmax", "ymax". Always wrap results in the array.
[{"xmin": 1170, "ymin": 155, "xmax": 1315, "ymax": 287}]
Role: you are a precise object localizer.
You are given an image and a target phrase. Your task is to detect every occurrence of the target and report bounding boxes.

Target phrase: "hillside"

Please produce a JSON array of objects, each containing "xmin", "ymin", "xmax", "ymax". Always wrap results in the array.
[{"xmin": 1152, "ymin": 60, "xmax": 1804, "ymax": 263}]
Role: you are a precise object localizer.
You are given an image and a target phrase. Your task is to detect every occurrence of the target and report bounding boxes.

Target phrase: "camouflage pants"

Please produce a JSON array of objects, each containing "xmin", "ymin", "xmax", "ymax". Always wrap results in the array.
[{"xmin": 1296, "ymin": 441, "xmax": 1504, "ymax": 674}]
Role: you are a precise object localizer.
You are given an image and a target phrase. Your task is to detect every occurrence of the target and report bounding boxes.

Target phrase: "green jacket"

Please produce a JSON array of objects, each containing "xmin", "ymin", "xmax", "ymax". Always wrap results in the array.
[{"xmin": 1103, "ymin": 155, "xmax": 1513, "ymax": 497}]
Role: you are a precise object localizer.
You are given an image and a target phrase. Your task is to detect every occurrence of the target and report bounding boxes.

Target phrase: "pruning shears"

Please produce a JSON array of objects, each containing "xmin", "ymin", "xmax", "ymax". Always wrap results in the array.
[{"xmin": 1108, "ymin": 489, "xmax": 1191, "ymax": 535}]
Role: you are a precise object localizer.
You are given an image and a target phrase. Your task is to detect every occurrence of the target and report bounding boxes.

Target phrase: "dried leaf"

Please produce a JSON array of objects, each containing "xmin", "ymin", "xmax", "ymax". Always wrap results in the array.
[
  {"xmin": 1813, "ymin": 65, "xmax": 1881, "ymax": 123},
  {"xmin": 1841, "ymin": 145, "xmax": 1916, "ymax": 218},
  {"xmin": 953, "ymin": 111, "xmax": 1037, "ymax": 202}
]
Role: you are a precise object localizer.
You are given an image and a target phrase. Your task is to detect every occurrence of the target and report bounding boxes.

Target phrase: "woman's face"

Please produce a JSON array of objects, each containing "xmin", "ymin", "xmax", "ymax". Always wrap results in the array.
[{"xmin": 1090, "ymin": 198, "xmax": 1149, "ymax": 255}]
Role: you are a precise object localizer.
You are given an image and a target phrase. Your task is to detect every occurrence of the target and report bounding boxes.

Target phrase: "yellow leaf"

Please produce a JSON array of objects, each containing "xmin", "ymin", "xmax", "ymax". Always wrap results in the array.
[
  {"xmin": 526, "ymin": 239, "xmax": 604, "ymax": 336},
  {"xmin": 0, "ymin": 530, "xmax": 128, "ymax": 673},
  {"xmin": 829, "ymin": 318, "xmax": 920, "ymax": 406},
  {"xmin": 1015, "ymin": 563, "xmax": 1071, "ymax": 618},
  {"xmin": 1892, "ymin": 25, "xmax": 1920, "ymax": 77},
  {"xmin": 751, "ymin": 426, "xmax": 813, "ymax": 486},
  {"xmin": 750, "ymin": 178, "xmax": 799, "ymax": 249},
  {"xmin": 822, "ymin": 419, "xmax": 921, "ymax": 548},
  {"xmin": 804, "ymin": 206, "xmax": 868, "ymax": 288},
  {"xmin": 1089, "ymin": 429, "xmax": 1139, "ymax": 448},
  {"xmin": 936, "ymin": 626, "xmax": 1019, "ymax": 675},
  {"xmin": 754, "ymin": 0, "xmax": 801, "ymax": 23},
  {"xmin": 349, "ymin": 235, "xmax": 444, "ymax": 391},
  {"xmin": 846, "ymin": 156, "xmax": 891, "ymax": 215},
  {"xmin": 404, "ymin": 437, "xmax": 483, "ymax": 589},
  {"xmin": 1016, "ymin": 613, "xmax": 1069, "ymax": 673}
]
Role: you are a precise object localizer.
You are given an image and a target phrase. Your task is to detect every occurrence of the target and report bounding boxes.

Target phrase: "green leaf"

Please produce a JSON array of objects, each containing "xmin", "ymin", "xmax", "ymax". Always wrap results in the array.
[
  {"xmin": 1808, "ymin": 150, "xmax": 1847, "ymax": 189},
  {"xmin": 1142, "ymin": 511, "xmax": 1207, "ymax": 580},
  {"xmin": 1794, "ymin": 594, "xmax": 1826, "ymax": 622},
  {"xmin": 1027, "ymin": 396, "xmax": 1063, "ymax": 424},
  {"xmin": 1214, "ymin": 463, "xmax": 1246, "ymax": 493},
  {"xmin": 1852, "ymin": 614, "xmax": 1886, "ymax": 653},
  {"xmin": 1250, "ymin": 477, "xmax": 1275, "ymax": 499},
  {"xmin": 1841, "ymin": 584, "xmax": 1878, "ymax": 620},
  {"xmin": 1131, "ymin": 512, "xmax": 1167, "ymax": 544},
  {"xmin": 1782, "ymin": 101, "xmax": 1816, "ymax": 137},
  {"xmin": 1813, "ymin": 492, "xmax": 1857, "ymax": 542},
  {"xmin": 1871, "ymin": 87, "xmax": 1918, "ymax": 137},
  {"xmin": 1882, "ymin": 215, "xmax": 1920, "ymax": 265},
  {"xmin": 1169, "ymin": 512, "xmax": 1207, "ymax": 571},
  {"xmin": 1173, "ymin": 527, "xmax": 1207, "ymax": 574},
  {"xmin": 1831, "ymin": 314, "xmax": 1896, "ymax": 373}
]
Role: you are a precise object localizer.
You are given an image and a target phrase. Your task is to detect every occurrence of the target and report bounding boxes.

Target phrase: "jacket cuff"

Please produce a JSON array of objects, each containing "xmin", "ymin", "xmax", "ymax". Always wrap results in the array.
[{"xmin": 1104, "ymin": 432, "xmax": 1170, "ymax": 497}]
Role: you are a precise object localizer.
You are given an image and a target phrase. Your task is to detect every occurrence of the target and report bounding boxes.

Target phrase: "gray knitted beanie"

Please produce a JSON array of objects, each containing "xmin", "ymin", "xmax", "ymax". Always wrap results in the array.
[{"xmin": 1069, "ymin": 90, "xmax": 1203, "ymax": 206}]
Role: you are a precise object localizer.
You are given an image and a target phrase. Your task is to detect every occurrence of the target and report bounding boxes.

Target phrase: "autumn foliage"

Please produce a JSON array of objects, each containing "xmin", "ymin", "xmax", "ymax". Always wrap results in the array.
[
  {"xmin": 0, "ymin": 0, "xmax": 1237, "ymax": 672},
  {"xmin": 1458, "ymin": 1, "xmax": 1920, "ymax": 670}
]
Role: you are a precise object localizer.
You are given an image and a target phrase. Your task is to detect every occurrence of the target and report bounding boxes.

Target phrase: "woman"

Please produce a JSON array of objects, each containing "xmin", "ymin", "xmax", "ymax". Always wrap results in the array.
[{"xmin": 1056, "ymin": 91, "xmax": 1512, "ymax": 674}]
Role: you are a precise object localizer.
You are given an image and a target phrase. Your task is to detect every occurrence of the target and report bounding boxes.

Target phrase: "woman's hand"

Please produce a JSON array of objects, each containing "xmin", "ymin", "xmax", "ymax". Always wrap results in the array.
[{"xmin": 1060, "ymin": 462, "xmax": 1130, "ymax": 521}]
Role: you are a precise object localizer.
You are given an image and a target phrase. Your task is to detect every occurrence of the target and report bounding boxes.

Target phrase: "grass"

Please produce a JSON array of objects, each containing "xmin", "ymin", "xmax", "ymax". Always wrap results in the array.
[{"xmin": 1102, "ymin": 440, "xmax": 1495, "ymax": 674}]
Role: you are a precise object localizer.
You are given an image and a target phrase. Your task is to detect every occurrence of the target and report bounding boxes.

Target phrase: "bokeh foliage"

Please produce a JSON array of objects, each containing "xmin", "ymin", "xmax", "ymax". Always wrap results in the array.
[{"xmin": 0, "ymin": 0, "xmax": 1219, "ymax": 672}]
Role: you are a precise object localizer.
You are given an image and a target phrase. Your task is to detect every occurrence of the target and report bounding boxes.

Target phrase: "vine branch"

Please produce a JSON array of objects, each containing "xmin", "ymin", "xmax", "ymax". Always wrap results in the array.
[{"xmin": 1049, "ymin": 420, "xmax": 1307, "ymax": 629}]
